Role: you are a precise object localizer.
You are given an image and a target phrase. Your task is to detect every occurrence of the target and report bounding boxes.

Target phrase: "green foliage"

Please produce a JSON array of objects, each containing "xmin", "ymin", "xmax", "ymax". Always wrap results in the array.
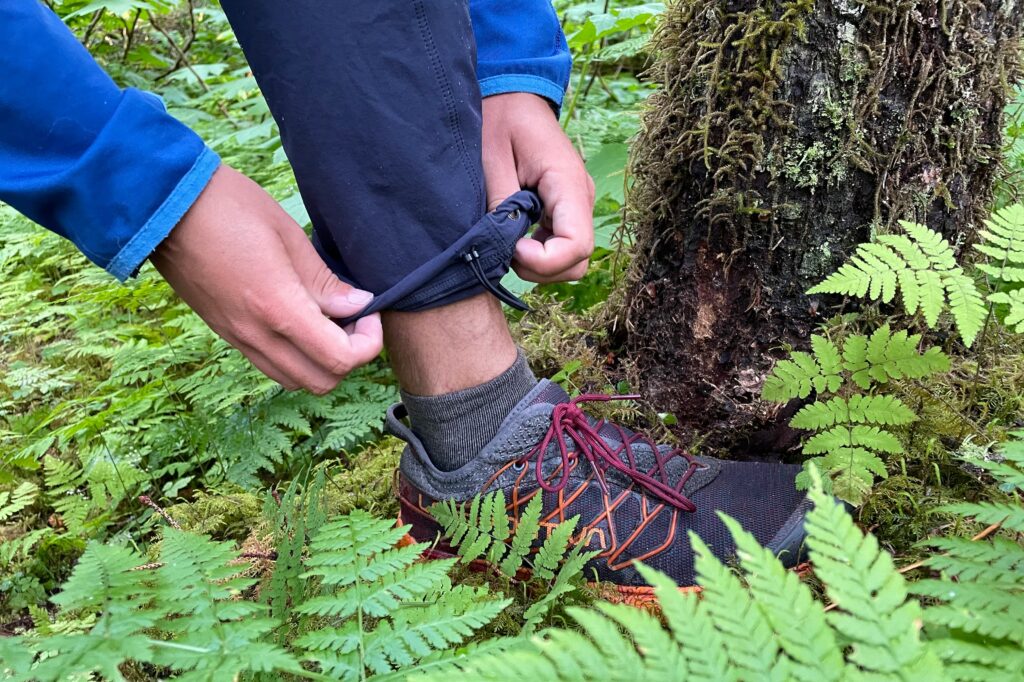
[
  {"xmin": 0, "ymin": 508, "xmax": 514, "ymax": 681},
  {"xmin": 912, "ymin": 432, "xmax": 1024, "ymax": 681},
  {"xmin": 762, "ymin": 325, "xmax": 947, "ymax": 503},
  {"xmin": 431, "ymin": 490, "xmax": 598, "ymax": 633},
  {"xmin": 808, "ymin": 221, "xmax": 986, "ymax": 347}
]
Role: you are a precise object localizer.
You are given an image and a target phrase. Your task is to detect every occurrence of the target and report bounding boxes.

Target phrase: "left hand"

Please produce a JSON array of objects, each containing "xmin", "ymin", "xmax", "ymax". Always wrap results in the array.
[{"xmin": 482, "ymin": 92, "xmax": 595, "ymax": 283}]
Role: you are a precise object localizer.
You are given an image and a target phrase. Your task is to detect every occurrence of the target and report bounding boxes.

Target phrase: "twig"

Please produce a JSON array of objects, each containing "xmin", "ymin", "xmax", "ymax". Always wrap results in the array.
[
  {"xmin": 147, "ymin": 11, "xmax": 210, "ymax": 93},
  {"xmin": 81, "ymin": 9, "xmax": 105, "ymax": 48},
  {"xmin": 122, "ymin": 9, "xmax": 142, "ymax": 62},
  {"xmin": 139, "ymin": 494, "xmax": 182, "ymax": 530}
]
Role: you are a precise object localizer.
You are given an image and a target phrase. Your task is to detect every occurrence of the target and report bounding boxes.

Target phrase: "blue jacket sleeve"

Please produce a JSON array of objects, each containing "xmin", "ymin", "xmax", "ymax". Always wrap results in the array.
[
  {"xmin": 0, "ymin": 0, "xmax": 220, "ymax": 281},
  {"xmin": 470, "ymin": 0, "xmax": 572, "ymax": 108}
]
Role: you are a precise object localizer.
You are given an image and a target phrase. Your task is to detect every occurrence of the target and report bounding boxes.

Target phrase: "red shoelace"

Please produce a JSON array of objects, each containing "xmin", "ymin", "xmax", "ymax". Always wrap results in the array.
[{"xmin": 517, "ymin": 394, "xmax": 700, "ymax": 512}]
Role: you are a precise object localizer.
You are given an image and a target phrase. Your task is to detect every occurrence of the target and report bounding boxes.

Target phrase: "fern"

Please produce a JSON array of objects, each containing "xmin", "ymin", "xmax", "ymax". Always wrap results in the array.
[
  {"xmin": 431, "ymin": 490, "xmax": 599, "ymax": 632},
  {"xmin": 0, "ymin": 481, "xmax": 37, "ymax": 523},
  {"xmin": 808, "ymin": 221, "xmax": 986, "ymax": 346},
  {"xmin": 975, "ymin": 203, "xmax": 1024, "ymax": 282},
  {"xmin": 294, "ymin": 510, "xmax": 511, "ymax": 680},
  {"xmin": 762, "ymin": 326, "xmax": 942, "ymax": 503},
  {"xmin": 910, "ymin": 431, "xmax": 1024, "ymax": 679}
]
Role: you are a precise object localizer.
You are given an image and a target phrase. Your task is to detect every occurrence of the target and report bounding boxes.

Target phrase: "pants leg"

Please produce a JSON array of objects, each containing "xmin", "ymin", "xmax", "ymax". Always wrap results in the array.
[{"xmin": 219, "ymin": 0, "xmax": 539, "ymax": 320}]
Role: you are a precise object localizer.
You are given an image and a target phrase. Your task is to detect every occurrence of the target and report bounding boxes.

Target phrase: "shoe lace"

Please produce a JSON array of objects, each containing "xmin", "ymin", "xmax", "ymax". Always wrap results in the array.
[{"xmin": 518, "ymin": 394, "xmax": 700, "ymax": 512}]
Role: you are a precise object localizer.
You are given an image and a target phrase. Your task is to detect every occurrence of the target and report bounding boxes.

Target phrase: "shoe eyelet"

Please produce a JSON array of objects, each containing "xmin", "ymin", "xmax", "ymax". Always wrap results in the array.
[
  {"xmin": 694, "ymin": 461, "xmax": 710, "ymax": 471},
  {"xmin": 567, "ymin": 455, "xmax": 577, "ymax": 466},
  {"xmin": 511, "ymin": 461, "xmax": 526, "ymax": 472},
  {"xmin": 507, "ymin": 208, "xmax": 521, "ymax": 221}
]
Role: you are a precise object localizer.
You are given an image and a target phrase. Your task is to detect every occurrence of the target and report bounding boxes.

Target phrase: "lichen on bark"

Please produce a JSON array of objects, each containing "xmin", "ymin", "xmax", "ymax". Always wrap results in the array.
[{"xmin": 621, "ymin": 0, "xmax": 1023, "ymax": 452}]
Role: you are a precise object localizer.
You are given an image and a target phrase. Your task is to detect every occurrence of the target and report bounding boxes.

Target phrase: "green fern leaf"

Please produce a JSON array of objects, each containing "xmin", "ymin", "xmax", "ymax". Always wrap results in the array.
[
  {"xmin": 842, "ymin": 325, "xmax": 950, "ymax": 388},
  {"xmin": 691, "ymin": 531, "xmax": 790, "ymax": 679},
  {"xmin": 500, "ymin": 492, "xmax": 543, "ymax": 577},
  {"xmin": 722, "ymin": 514, "xmax": 846, "ymax": 680},
  {"xmin": 761, "ymin": 335, "xmax": 842, "ymax": 402},
  {"xmin": 810, "ymin": 221, "xmax": 983, "ymax": 345},
  {"xmin": 532, "ymin": 515, "xmax": 579, "ymax": 580},
  {"xmin": 936, "ymin": 501, "xmax": 1024, "ymax": 533},
  {"xmin": 0, "ymin": 480, "xmax": 37, "ymax": 522},
  {"xmin": 975, "ymin": 203, "xmax": 1024, "ymax": 282},
  {"xmin": 790, "ymin": 394, "xmax": 917, "ymax": 430},
  {"xmin": 636, "ymin": 564, "xmax": 736, "ymax": 681},
  {"xmin": 804, "ymin": 468, "xmax": 946, "ymax": 677},
  {"xmin": 799, "ymin": 447, "xmax": 887, "ymax": 503}
]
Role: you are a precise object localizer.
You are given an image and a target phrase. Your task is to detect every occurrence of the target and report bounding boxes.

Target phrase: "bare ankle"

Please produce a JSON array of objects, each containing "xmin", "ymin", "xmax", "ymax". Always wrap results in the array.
[{"xmin": 383, "ymin": 293, "xmax": 518, "ymax": 395}]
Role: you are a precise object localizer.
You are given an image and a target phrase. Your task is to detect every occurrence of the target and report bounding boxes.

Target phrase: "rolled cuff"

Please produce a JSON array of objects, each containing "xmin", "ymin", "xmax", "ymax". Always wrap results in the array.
[
  {"xmin": 479, "ymin": 74, "xmax": 568, "ymax": 108},
  {"xmin": 106, "ymin": 147, "xmax": 220, "ymax": 281},
  {"xmin": 333, "ymin": 190, "xmax": 542, "ymax": 324}
]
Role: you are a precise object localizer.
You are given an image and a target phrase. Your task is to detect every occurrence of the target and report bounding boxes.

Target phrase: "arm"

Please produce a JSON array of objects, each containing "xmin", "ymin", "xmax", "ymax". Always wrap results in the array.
[
  {"xmin": 470, "ymin": 0, "xmax": 573, "ymax": 108},
  {"xmin": 470, "ymin": 1, "xmax": 594, "ymax": 283},
  {"xmin": 0, "ymin": 0, "xmax": 218, "ymax": 280}
]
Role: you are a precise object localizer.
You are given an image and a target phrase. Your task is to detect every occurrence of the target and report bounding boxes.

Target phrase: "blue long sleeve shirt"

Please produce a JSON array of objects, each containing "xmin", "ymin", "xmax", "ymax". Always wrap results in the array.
[{"xmin": 0, "ymin": 0, "xmax": 571, "ymax": 281}]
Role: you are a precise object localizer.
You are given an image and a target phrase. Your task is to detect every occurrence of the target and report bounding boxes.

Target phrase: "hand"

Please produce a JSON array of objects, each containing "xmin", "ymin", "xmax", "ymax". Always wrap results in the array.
[
  {"xmin": 482, "ymin": 92, "xmax": 596, "ymax": 283},
  {"xmin": 152, "ymin": 164, "xmax": 383, "ymax": 394}
]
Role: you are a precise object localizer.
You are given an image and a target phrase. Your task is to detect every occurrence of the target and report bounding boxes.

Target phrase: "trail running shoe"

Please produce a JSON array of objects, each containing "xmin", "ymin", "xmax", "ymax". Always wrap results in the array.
[{"xmin": 386, "ymin": 379, "xmax": 810, "ymax": 597}]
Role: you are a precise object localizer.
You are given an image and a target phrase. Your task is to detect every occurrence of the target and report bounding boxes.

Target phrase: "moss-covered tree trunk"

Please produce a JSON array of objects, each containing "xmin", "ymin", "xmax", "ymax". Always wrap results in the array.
[{"xmin": 622, "ymin": 0, "xmax": 1022, "ymax": 452}]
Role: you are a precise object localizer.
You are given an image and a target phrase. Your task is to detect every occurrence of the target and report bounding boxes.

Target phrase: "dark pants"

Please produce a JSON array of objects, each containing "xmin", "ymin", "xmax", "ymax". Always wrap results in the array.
[{"xmin": 220, "ymin": 0, "xmax": 539, "ymax": 321}]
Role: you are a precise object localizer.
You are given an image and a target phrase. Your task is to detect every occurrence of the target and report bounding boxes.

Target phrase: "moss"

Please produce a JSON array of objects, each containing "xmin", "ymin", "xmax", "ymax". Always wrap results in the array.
[{"xmin": 319, "ymin": 437, "xmax": 403, "ymax": 518}]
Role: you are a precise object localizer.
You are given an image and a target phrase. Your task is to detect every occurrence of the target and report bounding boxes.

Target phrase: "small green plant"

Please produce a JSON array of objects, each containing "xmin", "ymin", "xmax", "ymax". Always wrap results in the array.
[
  {"xmin": 765, "ymin": 205, "xmax": 1024, "ymax": 503},
  {"xmin": 431, "ymin": 490, "xmax": 598, "ymax": 633},
  {"xmin": 414, "ymin": 468, "xmax": 955, "ymax": 680},
  {"xmin": 762, "ymin": 326, "xmax": 949, "ymax": 503},
  {"xmin": 912, "ymin": 431, "xmax": 1024, "ymax": 680},
  {"xmin": 0, "ymin": 506, "xmax": 513, "ymax": 681}
]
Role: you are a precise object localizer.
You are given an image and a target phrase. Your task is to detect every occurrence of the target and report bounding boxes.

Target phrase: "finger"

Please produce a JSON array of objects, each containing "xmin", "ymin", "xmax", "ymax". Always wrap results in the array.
[
  {"xmin": 274, "ymin": 302, "xmax": 383, "ymax": 380},
  {"xmin": 482, "ymin": 139, "xmax": 521, "ymax": 211},
  {"xmin": 512, "ymin": 171, "xmax": 594, "ymax": 280},
  {"xmin": 512, "ymin": 256, "xmax": 589, "ymax": 284},
  {"xmin": 229, "ymin": 336, "xmax": 301, "ymax": 391}
]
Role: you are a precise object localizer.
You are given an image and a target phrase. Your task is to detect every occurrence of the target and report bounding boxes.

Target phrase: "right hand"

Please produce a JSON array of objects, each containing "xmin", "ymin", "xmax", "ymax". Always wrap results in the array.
[{"xmin": 152, "ymin": 164, "xmax": 383, "ymax": 394}]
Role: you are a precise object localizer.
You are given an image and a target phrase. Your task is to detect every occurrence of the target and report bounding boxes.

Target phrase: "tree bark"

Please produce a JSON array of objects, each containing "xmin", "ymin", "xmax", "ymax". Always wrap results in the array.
[{"xmin": 621, "ymin": 0, "xmax": 1022, "ymax": 453}]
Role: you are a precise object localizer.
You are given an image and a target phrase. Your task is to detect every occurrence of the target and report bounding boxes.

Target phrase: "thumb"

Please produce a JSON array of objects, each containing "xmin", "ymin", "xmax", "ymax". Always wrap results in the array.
[
  {"xmin": 279, "ymin": 221, "xmax": 375, "ymax": 318},
  {"xmin": 304, "ymin": 258, "xmax": 374, "ymax": 319}
]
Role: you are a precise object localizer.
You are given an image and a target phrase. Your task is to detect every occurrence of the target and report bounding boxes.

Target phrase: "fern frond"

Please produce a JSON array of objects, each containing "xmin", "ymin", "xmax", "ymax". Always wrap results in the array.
[
  {"xmin": 761, "ymin": 335, "xmax": 842, "ymax": 401},
  {"xmin": 533, "ymin": 516, "xmax": 580, "ymax": 580},
  {"xmin": 988, "ymin": 288, "xmax": 1024, "ymax": 332},
  {"xmin": 937, "ymin": 501, "xmax": 1024, "ymax": 533},
  {"xmin": 636, "ymin": 564, "xmax": 736, "ymax": 681},
  {"xmin": 692, "ymin": 531, "xmax": 790, "ymax": 679},
  {"xmin": 975, "ymin": 203, "xmax": 1024, "ymax": 282},
  {"xmin": 0, "ymin": 481, "xmax": 37, "ymax": 522},
  {"xmin": 809, "ymin": 221, "xmax": 985, "ymax": 346},
  {"xmin": 804, "ymin": 469, "xmax": 945, "ymax": 677},
  {"xmin": 722, "ymin": 515, "xmax": 845, "ymax": 681},
  {"xmin": 790, "ymin": 394, "xmax": 916, "ymax": 430},
  {"xmin": 841, "ymin": 325, "xmax": 950, "ymax": 389}
]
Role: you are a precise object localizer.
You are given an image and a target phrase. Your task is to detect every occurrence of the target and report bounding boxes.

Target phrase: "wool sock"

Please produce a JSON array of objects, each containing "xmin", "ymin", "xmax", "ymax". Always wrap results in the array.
[{"xmin": 401, "ymin": 349, "xmax": 537, "ymax": 472}]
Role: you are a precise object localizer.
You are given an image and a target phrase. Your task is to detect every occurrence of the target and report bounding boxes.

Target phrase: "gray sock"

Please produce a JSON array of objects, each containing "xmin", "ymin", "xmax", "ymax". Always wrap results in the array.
[{"xmin": 401, "ymin": 349, "xmax": 537, "ymax": 472}]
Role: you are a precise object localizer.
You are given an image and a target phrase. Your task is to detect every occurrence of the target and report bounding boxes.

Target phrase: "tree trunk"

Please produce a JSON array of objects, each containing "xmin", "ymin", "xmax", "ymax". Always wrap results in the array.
[{"xmin": 621, "ymin": 0, "xmax": 1022, "ymax": 453}]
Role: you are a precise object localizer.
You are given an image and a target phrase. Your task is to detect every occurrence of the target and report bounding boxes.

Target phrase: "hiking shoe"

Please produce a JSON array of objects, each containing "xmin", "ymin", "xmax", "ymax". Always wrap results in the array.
[{"xmin": 386, "ymin": 379, "xmax": 810, "ymax": 592}]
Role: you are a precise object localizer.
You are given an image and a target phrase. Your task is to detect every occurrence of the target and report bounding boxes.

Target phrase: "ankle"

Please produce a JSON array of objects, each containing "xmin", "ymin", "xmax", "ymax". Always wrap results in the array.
[{"xmin": 383, "ymin": 293, "xmax": 517, "ymax": 395}]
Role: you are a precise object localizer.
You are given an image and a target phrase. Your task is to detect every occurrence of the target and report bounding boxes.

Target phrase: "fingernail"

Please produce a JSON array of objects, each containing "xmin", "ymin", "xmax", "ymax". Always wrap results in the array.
[{"xmin": 345, "ymin": 289, "xmax": 374, "ymax": 305}]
